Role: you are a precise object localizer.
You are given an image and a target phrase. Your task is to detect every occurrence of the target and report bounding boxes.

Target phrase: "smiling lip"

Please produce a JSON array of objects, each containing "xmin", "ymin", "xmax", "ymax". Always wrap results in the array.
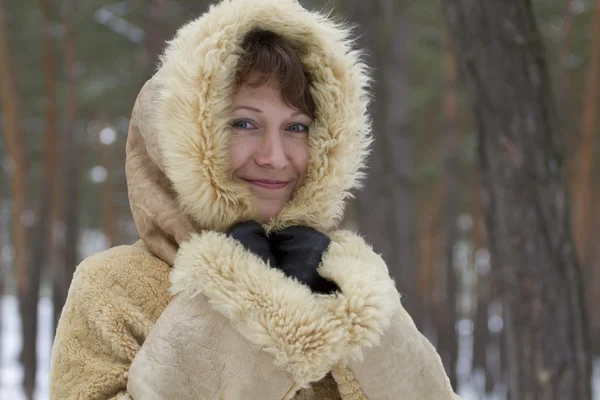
[{"xmin": 243, "ymin": 179, "xmax": 290, "ymax": 189}]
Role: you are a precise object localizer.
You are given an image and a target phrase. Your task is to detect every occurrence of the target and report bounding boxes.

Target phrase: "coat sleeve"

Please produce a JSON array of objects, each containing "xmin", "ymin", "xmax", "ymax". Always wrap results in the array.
[
  {"xmin": 126, "ymin": 291, "xmax": 300, "ymax": 399},
  {"xmin": 318, "ymin": 230, "xmax": 462, "ymax": 400},
  {"xmin": 49, "ymin": 245, "xmax": 171, "ymax": 400}
]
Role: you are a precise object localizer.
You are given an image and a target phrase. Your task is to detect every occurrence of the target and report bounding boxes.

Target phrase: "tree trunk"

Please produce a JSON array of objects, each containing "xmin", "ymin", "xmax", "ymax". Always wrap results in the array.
[
  {"xmin": 0, "ymin": 171, "xmax": 3, "ymax": 373},
  {"xmin": 143, "ymin": 0, "xmax": 167, "ymax": 77},
  {"xmin": 19, "ymin": 0, "xmax": 59, "ymax": 395},
  {"xmin": 63, "ymin": 0, "xmax": 80, "ymax": 279},
  {"xmin": 590, "ymin": 182, "xmax": 600, "ymax": 355},
  {"xmin": 336, "ymin": 0, "xmax": 418, "ymax": 318},
  {"xmin": 55, "ymin": 0, "xmax": 80, "ymax": 323},
  {"xmin": 471, "ymin": 177, "xmax": 494, "ymax": 394},
  {"xmin": 442, "ymin": 1, "xmax": 592, "ymax": 399},
  {"xmin": 0, "ymin": 1, "xmax": 32, "ymax": 397},
  {"xmin": 559, "ymin": 0, "xmax": 575, "ymax": 126},
  {"xmin": 51, "ymin": 115, "xmax": 65, "ymax": 334},
  {"xmin": 51, "ymin": 183, "xmax": 66, "ymax": 334},
  {"xmin": 572, "ymin": 0, "xmax": 600, "ymax": 270},
  {"xmin": 37, "ymin": 0, "xmax": 58, "ymax": 292},
  {"xmin": 0, "ymin": 0, "xmax": 27, "ymax": 296},
  {"xmin": 561, "ymin": 0, "xmax": 577, "ymax": 205},
  {"xmin": 578, "ymin": 0, "xmax": 600, "ymax": 358},
  {"xmin": 417, "ymin": 180, "xmax": 444, "ymax": 333},
  {"xmin": 437, "ymin": 29, "xmax": 460, "ymax": 390}
]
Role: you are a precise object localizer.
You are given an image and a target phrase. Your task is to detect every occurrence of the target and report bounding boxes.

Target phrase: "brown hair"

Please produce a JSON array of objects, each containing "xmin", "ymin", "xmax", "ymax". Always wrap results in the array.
[{"xmin": 236, "ymin": 29, "xmax": 315, "ymax": 118}]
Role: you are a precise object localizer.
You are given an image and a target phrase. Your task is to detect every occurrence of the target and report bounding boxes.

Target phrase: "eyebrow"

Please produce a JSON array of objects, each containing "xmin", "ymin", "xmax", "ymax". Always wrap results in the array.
[{"xmin": 232, "ymin": 105, "xmax": 306, "ymax": 117}]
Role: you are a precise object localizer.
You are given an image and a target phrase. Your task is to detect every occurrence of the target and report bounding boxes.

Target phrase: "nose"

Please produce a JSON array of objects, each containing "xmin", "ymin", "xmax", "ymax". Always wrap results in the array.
[{"xmin": 254, "ymin": 129, "xmax": 288, "ymax": 170}]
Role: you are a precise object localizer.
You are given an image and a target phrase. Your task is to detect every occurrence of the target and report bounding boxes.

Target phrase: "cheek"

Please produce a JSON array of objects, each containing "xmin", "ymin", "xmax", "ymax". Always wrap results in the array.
[
  {"xmin": 290, "ymin": 140, "xmax": 310, "ymax": 176},
  {"xmin": 228, "ymin": 137, "xmax": 253, "ymax": 170}
]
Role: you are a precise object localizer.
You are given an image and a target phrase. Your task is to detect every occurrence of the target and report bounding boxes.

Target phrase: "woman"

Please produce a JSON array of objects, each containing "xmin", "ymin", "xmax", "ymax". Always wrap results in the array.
[{"xmin": 50, "ymin": 0, "xmax": 460, "ymax": 398}]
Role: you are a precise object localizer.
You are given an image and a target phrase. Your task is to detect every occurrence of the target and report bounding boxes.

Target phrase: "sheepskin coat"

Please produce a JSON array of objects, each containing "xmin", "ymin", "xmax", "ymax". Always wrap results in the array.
[{"xmin": 49, "ymin": 0, "xmax": 461, "ymax": 399}]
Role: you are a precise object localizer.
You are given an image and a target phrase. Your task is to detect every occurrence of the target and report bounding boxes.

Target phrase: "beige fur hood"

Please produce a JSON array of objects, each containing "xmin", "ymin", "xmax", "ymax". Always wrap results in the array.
[{"xmin": 126, "ymin": 0, "xmax": 372, "ymax": 265}]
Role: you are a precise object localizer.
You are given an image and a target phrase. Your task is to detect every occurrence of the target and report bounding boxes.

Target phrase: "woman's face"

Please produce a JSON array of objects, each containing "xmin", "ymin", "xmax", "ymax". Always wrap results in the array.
[{"xmin": 228, "ymin": 76, "xmax": 311, "ymax": 221}]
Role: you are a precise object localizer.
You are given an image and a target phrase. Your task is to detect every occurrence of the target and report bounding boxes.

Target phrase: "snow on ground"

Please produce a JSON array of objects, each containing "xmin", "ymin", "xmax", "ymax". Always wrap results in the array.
[
  {"xmin": 0, "ymin": 296, "xmax": 598, "ymax": 399},
  {"xmin": 1, "ymin": 296, "xmax": 51, "ymax": 400}
]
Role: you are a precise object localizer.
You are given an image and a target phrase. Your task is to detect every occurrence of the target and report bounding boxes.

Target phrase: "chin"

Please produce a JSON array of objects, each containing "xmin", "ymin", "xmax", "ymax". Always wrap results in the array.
[{"xmin": 258, "ymin": 202, "xmax": 285, "ymax": 222}]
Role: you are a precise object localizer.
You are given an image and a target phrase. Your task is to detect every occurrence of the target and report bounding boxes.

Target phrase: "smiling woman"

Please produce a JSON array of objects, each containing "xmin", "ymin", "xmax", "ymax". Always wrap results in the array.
[{"xmin": 48, "ymin": 0, "xmax": 460, "ymax": 399}]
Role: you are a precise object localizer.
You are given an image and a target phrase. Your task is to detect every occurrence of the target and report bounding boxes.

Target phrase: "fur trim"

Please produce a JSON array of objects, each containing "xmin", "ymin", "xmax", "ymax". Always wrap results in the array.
[
  {"xmin": 170, "ymin": 230, "xmax": 396, "ymax": 387},
  {"xmin": 170, "ymin": 231, "xmax": 349, "ymax": 387},
  {"xmin": 318, "ymin": 230, "xmax": 400, "ymax": 362},
  {"xmin": 152, "ymin": 0, "xmax": 372, "ymax": 232}
]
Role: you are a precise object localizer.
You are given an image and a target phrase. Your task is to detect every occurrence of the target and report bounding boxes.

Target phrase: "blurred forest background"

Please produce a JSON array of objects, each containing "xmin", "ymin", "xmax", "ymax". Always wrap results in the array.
[{"xmin": 0, "ymin": 0, "xmax": 599, "ymax": 399}]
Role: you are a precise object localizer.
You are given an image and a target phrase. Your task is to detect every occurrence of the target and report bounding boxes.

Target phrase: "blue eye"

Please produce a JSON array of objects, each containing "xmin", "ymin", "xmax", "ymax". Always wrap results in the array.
[
  {"xmin": 287, "ymin": 123, "xmax": 309, "ymax": 133},
  {"xmin": 231, "ymin": 120, "xmax": 255, "ymax": 130}
]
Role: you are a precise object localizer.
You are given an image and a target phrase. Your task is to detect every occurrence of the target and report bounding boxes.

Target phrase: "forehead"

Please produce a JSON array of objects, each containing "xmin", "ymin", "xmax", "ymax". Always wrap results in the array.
[
  {"xmin": 232, "ymin": 79, "xmax": 292, "ymax": 110},
  {"xmin": 234, "ymin": 73, "xmax": 280, "ymax": 94}
]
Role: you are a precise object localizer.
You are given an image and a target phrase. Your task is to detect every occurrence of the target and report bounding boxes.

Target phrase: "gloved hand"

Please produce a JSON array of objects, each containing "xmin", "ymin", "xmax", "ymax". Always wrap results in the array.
[
  {"xmin": 225, "ymin": 221, "xmax": 277, "ymax": 267},
  {"xmin": 270, "ymin": 226, "xmax": 340, "ymax": 295}
]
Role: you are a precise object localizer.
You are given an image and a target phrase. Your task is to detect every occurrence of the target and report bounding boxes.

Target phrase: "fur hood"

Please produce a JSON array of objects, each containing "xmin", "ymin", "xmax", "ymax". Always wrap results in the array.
[{"xmin": 125, "ymin": 0, "xmax": 372, "ymax": 264}]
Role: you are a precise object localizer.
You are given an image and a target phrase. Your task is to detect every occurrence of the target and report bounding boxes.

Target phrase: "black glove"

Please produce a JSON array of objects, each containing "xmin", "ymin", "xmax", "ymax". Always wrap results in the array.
[
  {"xmin": 270, "ymin": 226, "xmax": 340, "ymax": 295},
  {"xmin": 225, "ymin": 221, "xmax": 277, "ymax": 267}
]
